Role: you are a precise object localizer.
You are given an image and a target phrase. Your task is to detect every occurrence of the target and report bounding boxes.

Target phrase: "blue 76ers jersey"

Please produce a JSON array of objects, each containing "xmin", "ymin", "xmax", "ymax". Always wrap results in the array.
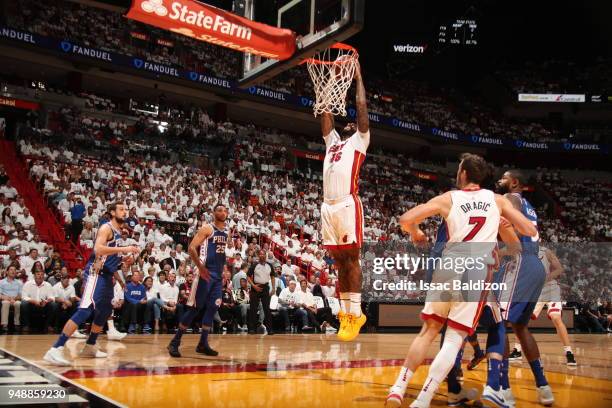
[
  {"xmin": 510, "ymin": 193, "xmax": 539, "ymax": 254},
  {"xmin": 85, "ymin": 223, "xmax": 124, "ymax": 277},
  {"xmin": 199, "ymin": 225, "xmax": 227, "ymax": 280}
]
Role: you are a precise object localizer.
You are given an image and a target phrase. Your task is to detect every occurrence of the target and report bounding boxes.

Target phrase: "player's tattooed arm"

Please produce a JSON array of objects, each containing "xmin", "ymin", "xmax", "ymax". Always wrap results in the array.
[
  {"xmin": 496, "ymin": 195, "xmax": 537, "ymax": 237},
  {"xmin": 354, "ymin": 61, "xmax": 369, "ymax": 134},
  {"xmin": 321, "ymin": 112, "xmax": 334, "ymax": 138},
  {"xmin": 504, "ymin": 192, "xmax": 522, "ymax": 211},
  {"xmin": 188, "ymin": 224, "xmax": 213, "ymax": 281}
]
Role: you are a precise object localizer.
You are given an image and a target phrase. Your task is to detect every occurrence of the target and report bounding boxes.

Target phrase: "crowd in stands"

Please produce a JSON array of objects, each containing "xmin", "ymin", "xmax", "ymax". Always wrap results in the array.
[{"xmin": 5, "ymin": 0, "xmax": 605, "ymax": 144}]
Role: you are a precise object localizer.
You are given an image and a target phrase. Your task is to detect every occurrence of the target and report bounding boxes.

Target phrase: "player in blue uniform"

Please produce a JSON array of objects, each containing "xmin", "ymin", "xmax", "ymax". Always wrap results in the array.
[
  {"xmin": 44, "ymin": 202, "xmax": 139, "ymax": 366},
  {"xmin": 496, "ymin": 170, "xmax": 554, "ymax": 406},
  {"xmin": 167, "ymin": 204, "xmax": 228, "ymax": 358}
]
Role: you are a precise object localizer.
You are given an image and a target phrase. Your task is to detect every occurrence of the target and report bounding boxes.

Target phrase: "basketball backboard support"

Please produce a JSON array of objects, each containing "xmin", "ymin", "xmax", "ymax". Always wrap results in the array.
[{"xmin": 235, "ymin": 0, "xmax": 364, "ymax": 88}]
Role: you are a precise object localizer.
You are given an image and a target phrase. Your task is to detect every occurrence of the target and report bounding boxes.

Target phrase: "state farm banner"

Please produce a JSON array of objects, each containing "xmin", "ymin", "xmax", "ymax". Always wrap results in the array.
[{"xmin": 126, "ymin": 0, "xmax": 296, "ymax": 60}]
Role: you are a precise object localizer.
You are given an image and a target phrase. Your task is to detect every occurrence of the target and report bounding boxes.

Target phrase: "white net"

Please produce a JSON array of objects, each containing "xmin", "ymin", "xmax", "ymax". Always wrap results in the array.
[{"xmin": 306, "ymin": 44, "xmax": 358, "ymax": 117}]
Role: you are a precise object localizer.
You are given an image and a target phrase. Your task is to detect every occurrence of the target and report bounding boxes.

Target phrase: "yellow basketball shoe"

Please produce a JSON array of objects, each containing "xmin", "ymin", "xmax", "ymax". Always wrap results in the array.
[{"xmin": 337, "ymin": 312, "xmax": 366, "ymax": 342}]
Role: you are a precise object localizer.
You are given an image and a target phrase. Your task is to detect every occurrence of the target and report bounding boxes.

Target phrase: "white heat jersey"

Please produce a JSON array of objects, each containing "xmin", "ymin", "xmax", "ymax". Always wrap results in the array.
[
  {"xmin": 323, "ymin": 129, "xmax": 369, "ymax": 201},
  {"xmin": 444, "ymin": 189, "xmax": 500, "ymax": 261}
]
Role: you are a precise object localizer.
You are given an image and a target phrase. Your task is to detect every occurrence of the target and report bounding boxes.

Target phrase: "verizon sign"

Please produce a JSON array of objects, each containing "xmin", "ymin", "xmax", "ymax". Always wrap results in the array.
[
  {"xmin": 392, "ymin": 44, "xmax": 428, "ymax": 54},
  {"xmin": 127, "ymin": 0, "xmax": 296, "ymax": 60},
  {"xmin": 518, "ymin": 94, "xmax": 586, "ymax": 103}
]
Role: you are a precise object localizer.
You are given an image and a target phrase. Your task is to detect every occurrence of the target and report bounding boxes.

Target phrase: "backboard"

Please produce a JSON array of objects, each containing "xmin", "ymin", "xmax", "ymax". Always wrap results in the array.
[{"xmin": 234, "ymin": 0, "xmax": 365, "ymax": 88}]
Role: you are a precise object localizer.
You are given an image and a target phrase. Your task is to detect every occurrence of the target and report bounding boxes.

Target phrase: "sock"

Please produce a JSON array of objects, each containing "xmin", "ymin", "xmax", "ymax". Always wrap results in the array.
[
  {"xmin": 172, "ymin": 327, "xmax": 186, "ymax": 345},
  {"xmin": 391, "ymin": 366, "xmax": 414, "ymax": 392},
  {"xmin": 339, "ymin": 292, "xmax": 350, "ymax": 314},
  {"xmin": 199, "ymin": 328, "xmax": 209, "ymax": 347},
  {"xmin": 53, "ymin": 333, "xmax": 70, "ymax": 348},
  {"xmin": 414, "ymin": 377, "xmax": 441, "ymax": 405},
  {"xmin": 528, "ymin": 359, "xmax": 548, "ymax": 387},
  {"xmin": 86, "ymin": 332, "xmax": 99, "ymax": 345},
  {"xmin": 415, "ymin": 327, "xmax": 464, "ymax": 405},
  {"xmin": 563, "ymin": 346, "xmax": 572, "ymax": 353},
  {"xmin": 349, "ymin": 292, "xmax": 362, "ymax": 316},
  {"xmin": 500, "ymin": 358, "xmax": 510, "ymax": 389},
  {"xmin": 514, "ymin": 342, "xmax": 522, "ymax": 352},
  {"xmin": 486, "ymin": 359, "xmax": 502, "ymax": 391},
  {"xmin": 107, "ymin": 319, "xmax": 116, "ymax": 332},
  {"xmin": 447, "ymin": 346, "xmax": 464, "ymax": 393}
]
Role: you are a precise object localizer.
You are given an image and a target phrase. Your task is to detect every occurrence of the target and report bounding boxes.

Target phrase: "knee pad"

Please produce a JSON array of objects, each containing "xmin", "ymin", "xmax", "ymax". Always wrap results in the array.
[
  {"xmin": 71, "ymin": 307, "xmax": 93, "ymax": 326},
  {"xmin": 486, "ymin": 322, "xmax": 506, "ymax": 356},
  {"xmin": 443, "ymin": 326, "xmax": 466, "ymax": 349}
]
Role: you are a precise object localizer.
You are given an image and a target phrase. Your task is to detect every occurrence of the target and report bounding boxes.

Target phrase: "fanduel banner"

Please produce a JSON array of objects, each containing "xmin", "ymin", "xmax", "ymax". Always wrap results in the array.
[
  {"xmin": 0, "ymin": 27, "xmax": 608, "ymax": 155},
  {"xmin": 126, "ymin": 0, "xmax": 296, "ymax": 60},
  {"xmin": 518, "ymin": 93, "xmax": 586, "ymax": 103}
]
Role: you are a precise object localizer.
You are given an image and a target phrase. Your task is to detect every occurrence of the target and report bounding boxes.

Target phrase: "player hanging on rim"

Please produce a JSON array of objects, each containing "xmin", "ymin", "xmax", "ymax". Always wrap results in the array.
[
  {"xmin": 320, "ymin": 61, "xmax": 369, "ymax": 341},
  {"xmin": 167, "ymin": 204, "xmax": 228, "ymax": 358},
  {"xmin": 44, "ymin": 202, "xmax": 139, "ymax": 366},
  {"xmin": 385, "ymin": 154, "xmax": 538, "ymax": 407}
]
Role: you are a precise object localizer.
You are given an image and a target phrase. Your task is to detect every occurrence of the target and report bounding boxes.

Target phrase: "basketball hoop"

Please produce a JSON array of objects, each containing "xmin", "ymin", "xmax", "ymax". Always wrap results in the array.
[{"xmin": 305, "ymin": 43, "xmax": 358, "ymax": 117}]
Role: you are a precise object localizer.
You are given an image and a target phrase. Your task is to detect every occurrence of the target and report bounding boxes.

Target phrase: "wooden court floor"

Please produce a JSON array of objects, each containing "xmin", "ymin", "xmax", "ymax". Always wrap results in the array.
[{"xmin": 0, "ymin": 333, "xmax": 610, "ymax": 407}]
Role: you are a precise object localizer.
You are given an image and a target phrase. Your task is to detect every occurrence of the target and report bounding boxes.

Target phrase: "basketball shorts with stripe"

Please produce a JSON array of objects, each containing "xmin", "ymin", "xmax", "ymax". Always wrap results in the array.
[
  {"xmin": 321, "ymin": 195, "xmax": 364, "ymax": 249},
  {"xmin": 421, "ymin": 263, "xmax": 492, "ymax": 335}
]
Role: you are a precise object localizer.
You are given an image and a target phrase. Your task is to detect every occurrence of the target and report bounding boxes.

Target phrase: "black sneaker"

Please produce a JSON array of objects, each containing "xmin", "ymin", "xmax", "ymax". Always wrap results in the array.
[
  {"xmin": 167, "ymin": 343, "xmax": 181, "ymax": 358},
  {"xmin": 508, "ymin": 348, "xmax": 522, "ymax": 361},
  {"xmin": 467, "ymin": 351, "xmax": 486, "ymax": 370},
  {"xmin": 566, "ymin": 351, "xmax": 577, "ymax": 366},
  {"xmin": 195, "ymin": 343, "xmax": 218, "ymax": 356}
]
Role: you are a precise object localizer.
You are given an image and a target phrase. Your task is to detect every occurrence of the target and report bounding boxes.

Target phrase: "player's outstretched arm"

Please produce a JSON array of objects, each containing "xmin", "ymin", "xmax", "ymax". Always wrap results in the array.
[
  {"xmin": 188, "ymin": 224, "xmax": 213, "ymax": 281},
  {"xmin": 496, "ymin": 195, "xmax": 537, "ymax": 237},
  {"xmin": 321, "ymin": 112, "xmax": 334, "ymax": 139},
  {"xmin": 354, "ymin": 61, "xmax": 369, "ymax": 135},
  {"xmin": 93, "ymin": 224, "xmax": 139, "ymax": 257}
]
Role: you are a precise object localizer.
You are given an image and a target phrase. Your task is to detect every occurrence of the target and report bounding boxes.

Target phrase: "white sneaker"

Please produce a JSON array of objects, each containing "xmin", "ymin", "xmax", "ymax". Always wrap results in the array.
[
  {"xmin": 536, "ymin": 385, "xmax": 554, "ymax": 406},
  {"xmin": 71, "ymin": 330, "xmax": 87, "ymax": 339},
  {"xmin": 482, "ymin": 385, "xmax": 510, "ymax": 408},
  {"xmin": 408, "ymin": 400, "xmax": 428, "ymax": 408},
  {"xmin": 43, "ymin": 347, "xmax": 71, "ymax": 366},
  {"xmin": 502, "ymin": 388, "xmax": 516, "ymax": 408},
  {"xmin": 107, "ymin": 330, "xmax": 127, "ymax": 341},
  {"xmin": 385, "ymin": 385, "xmax": 405, "ymax": 407},
  {"xmin": 448, "ymin": 387, "xmax": 479, "ymax": 406},
  {"xmin": 80, "ymin": 344, "xmax": 108, "ymax": 358}
]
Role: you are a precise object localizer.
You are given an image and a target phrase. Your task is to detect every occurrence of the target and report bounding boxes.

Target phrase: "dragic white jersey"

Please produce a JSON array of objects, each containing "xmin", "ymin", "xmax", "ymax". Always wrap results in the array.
[{"xmin": 323, "ymin": 129, "xmax": 369, "ymax": 201}]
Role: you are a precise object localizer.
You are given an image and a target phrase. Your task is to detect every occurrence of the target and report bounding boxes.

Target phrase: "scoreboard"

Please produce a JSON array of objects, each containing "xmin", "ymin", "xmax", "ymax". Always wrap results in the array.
[{"xmin": 438, "ymin": 19, "xmax": 478, "ymax": 46}]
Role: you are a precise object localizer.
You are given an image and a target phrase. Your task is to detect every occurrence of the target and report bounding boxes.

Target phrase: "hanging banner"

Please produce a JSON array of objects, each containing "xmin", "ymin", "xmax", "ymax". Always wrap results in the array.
[
  {"xmin": 126, "ymin": 0, "xmax": 296, "ymax": 60},
  {"xmin": 292, "ymin": 149, "xmax": 325, "ymax": 161}
]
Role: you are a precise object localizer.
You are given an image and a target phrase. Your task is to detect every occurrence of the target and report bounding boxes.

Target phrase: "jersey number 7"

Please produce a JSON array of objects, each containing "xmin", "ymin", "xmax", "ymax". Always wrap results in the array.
[{"xmin": 463, "ymin": 216, "xmax": 486, "ymax": 242}]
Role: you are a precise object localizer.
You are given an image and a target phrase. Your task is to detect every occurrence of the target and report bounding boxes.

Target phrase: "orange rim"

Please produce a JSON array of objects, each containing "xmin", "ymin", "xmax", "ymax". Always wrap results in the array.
[{"xmin": 301, "ymin": 43, "xmax": 358, "ymax": 65}]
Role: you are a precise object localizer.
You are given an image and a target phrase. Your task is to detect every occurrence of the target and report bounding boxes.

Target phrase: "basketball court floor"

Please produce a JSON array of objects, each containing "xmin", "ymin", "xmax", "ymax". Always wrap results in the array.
[{"xmin": 0, "ymin": 333, "xmax": 609, "ymax": 407}]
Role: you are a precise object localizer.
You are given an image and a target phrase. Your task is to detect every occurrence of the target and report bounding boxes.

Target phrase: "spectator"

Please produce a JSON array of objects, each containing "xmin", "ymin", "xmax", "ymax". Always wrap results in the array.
[
  {"xmin": 234, "ymin": 277, "xmax": 250, "ymax": 331},
  {"xmin": 52, "ymin": 274, "xmax": 77, "ymax": 332},
  {"xmin": 69, "ymin": 196, "xmax": 86, "ymax": 243},
  {"xmin": 123, "ymin": 271, "xmax": 147, "ymax": 333},
  {"xmin": 217, "ymin": 278, "xmax": 240, "ymax": 332},
  {"xmin": 177, "ymin": 270, "xmax": 194, "ymax": 324},
  {"xmin": 278, "ymin": 280, "xmax": 306, "ymax": 333},
  {"xmin": 20, "ymin": 270, "xmax": 54, "ymax": 333},
  {"xmin": 297, "ymin": 279, "xmax": 317, "ymax": 331},
  {"xmin": 0, "ymin": 265, "xmax": 23, "ymax": 333},
  {"xmin": 143, "ymin": 276, "xmax": 163, "ymax": 333},
  {"xmin": 111, "ymin": 277, "xmax": 125, "ymax": 331},
  {"xmin": 247, "ymin": 250, "xmax": 273, "ymax": 335},
  {"xmin": 159, "ymin": 271, "xmax": 179, "ymax": 331}
]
